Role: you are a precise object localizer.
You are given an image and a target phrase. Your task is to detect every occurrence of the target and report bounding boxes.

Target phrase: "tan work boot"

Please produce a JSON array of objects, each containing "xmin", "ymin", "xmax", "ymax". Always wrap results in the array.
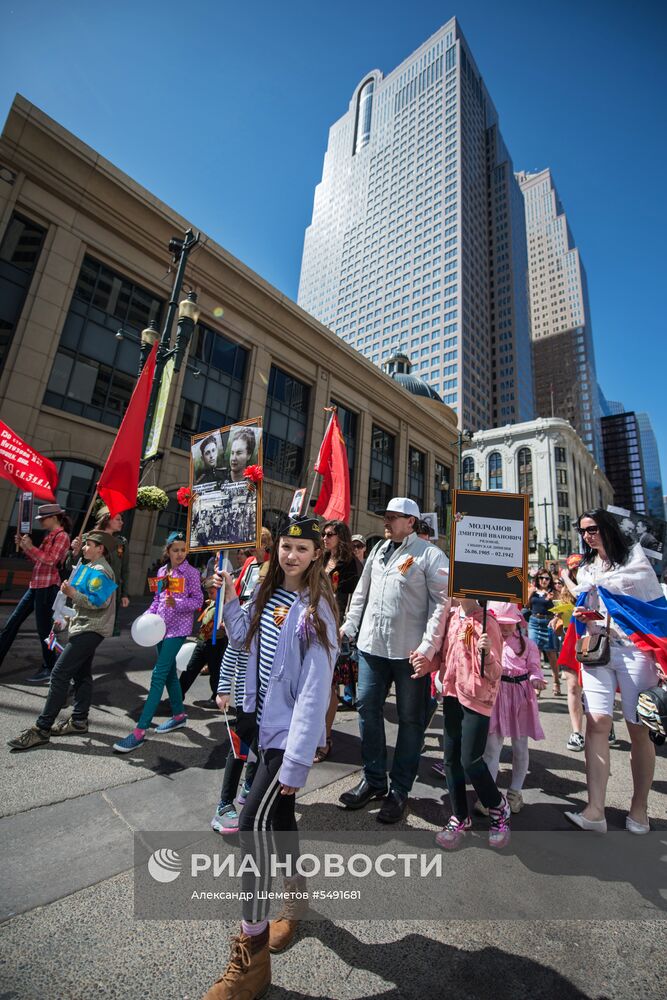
[
  {"xmin": 269, "ymin": 876, "xmax": 309, "ymax": 953},
  {"xmin": 201, "ymin": 927, "xmax": 270, "ymax": 1000}
]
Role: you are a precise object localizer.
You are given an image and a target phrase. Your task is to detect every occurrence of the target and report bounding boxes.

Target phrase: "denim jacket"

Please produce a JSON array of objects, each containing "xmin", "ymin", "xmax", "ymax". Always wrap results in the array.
[{"xmin": 223, "ymin": 591, "xmax": 338, "ymax": 788}]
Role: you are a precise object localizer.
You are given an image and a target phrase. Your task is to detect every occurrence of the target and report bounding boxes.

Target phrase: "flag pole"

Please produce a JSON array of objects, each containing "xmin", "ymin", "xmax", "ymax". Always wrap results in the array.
[
  {"xmin": 77, "ymin": 490, "xmax": 99, "ymax": 542},
  {"xmin": 307, "ymin": 406, "xmax": 336, "ymax": 511}
]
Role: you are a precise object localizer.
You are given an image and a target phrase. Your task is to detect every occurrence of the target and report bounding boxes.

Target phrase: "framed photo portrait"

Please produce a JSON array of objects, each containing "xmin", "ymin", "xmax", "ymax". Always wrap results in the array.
[{"xmin": 187, "ymin": 417, "xmax": 263, "ymax": 552}]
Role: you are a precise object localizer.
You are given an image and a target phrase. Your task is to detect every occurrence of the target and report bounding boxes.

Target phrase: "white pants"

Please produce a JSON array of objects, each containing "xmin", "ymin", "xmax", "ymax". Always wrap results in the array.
[
  {"xmin": 581, "ymin": 645, "xmax": 658, "ymax": 722},
  {"xmin": 484, "ymin": 733, "xmax": 529, "ymax": 792}
]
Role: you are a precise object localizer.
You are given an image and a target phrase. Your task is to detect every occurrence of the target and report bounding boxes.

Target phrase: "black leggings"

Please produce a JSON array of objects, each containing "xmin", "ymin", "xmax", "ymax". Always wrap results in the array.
[
  {"xmin": 179, "ymin": 637, "xmax": 226, "ymax": 698},
  {"xmin": 238, "ymin": 748, "xmax": 299, "ymax": 923},
  {"xmin": 443, "ymin": 696, "xmax": 502, "ymax": 819}
]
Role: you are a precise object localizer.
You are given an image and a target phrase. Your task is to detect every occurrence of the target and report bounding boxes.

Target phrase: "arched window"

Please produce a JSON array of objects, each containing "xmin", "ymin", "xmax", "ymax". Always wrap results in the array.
[
  {"xmin": 517, "ymin": 447, "xmax": 533, "ymax": 496},
  {"xmin": 462, "ymin": 456, "xmax": 474, "ymax": 490},
  {"xmin": 488, "ymin": 452, "xmax": 503, "ymax": 490},
  {"xmin": 354, "ymin": 79, "xmax": 374, "ymax": 154}
]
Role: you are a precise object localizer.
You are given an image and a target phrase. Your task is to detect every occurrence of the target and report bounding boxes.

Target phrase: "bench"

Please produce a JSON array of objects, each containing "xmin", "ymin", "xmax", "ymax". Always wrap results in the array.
[{"xmin": 0, "ymin": 568, "xmax": 34, "ymax": 604}]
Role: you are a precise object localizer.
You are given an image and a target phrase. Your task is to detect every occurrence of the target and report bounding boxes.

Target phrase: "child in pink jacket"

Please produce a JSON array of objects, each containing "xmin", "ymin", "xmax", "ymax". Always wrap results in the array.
[{"xmin": 411, "ymin": 598, "xmax": 509, "ymax": 849}]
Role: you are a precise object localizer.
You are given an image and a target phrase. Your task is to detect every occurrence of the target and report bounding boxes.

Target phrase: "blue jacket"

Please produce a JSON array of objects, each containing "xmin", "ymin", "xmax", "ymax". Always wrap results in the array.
[{"xmin": 222, "ymin": 591, "xmax": 338, "ymax": 788}]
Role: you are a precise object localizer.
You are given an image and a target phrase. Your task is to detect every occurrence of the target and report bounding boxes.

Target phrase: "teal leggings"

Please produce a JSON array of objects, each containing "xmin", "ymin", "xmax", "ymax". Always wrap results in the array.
[{"xmin": 138, "ymin": 637, "xmax": 186, "ymax": 730}]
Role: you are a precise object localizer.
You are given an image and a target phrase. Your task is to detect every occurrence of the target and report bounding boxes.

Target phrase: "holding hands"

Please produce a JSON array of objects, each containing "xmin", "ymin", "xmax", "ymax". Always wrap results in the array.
[{"xmin": 409, "ymin": 650, "xmax": 434, "ymax": 679}]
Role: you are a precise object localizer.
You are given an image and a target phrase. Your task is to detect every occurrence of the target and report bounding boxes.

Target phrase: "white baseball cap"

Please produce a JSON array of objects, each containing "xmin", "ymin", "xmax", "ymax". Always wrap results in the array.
[{"xmin": 382, "ymin": 497, "xmax": 420, "ymax": 518}]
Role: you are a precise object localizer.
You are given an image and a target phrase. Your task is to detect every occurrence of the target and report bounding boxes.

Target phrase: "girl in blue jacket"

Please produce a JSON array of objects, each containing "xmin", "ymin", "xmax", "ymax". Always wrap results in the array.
[{"xmin": 204, "ymin": 516, "xmax": 338, "ymax": 1000}]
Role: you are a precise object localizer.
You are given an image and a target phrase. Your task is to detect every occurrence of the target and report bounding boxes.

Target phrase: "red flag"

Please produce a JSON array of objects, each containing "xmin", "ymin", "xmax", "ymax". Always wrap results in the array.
[
  {"xmin": 0, "ymin": 421, "xmax": 58, "ymax": 500},
  {"xmin": 314, "ymin": 411, "xmax": 350, "ymax": 522},
  {"xmin": 97, "ymin": 342, "xmax": 158, "ymax": 517}
]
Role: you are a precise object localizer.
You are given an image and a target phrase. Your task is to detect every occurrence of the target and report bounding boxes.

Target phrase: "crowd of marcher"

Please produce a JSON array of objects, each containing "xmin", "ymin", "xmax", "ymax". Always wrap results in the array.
[{"xmin": 1, "ymin": 495, "xmax": 666, "ymax": 1000}]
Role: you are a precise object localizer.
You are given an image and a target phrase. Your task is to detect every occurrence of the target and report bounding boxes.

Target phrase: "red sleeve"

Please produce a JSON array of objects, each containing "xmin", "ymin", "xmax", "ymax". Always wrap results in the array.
[{"xmin": 26, "ymin": 531, "xmax": 70, "ymax": 568}]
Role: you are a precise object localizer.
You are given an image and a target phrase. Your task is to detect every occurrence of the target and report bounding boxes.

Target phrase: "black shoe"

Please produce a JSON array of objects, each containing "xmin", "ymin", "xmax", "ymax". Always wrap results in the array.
[
  {"xmin": 339, "ymin": 777, "xmax": 388, "ymax": 810},
  {"xmin": 377, "ymin": 789, "xmax": 408, "ymax": 824},
  {"xmin": 25, "ymin": 668, "xmax": 51, "ymax": 685},
  {"xmin": 337, "ymin": 700, "xmax": 357, "ymax": 712}
]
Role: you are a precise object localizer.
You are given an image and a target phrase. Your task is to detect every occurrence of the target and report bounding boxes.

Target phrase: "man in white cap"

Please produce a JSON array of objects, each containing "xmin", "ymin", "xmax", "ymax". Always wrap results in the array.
[{"xmin": 339, "ymin": 498, "xmax": 449, "ymax": 822}]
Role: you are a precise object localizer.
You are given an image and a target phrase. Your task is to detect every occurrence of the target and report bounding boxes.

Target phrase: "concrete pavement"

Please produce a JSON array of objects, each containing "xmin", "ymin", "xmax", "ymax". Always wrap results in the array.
[{"xmin": 0, "ymin": 606, "xmax": 665, "ymax": 999}]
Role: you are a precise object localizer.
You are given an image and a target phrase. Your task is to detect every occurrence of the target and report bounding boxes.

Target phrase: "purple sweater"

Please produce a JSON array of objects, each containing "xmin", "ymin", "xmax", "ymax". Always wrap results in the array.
[
  {"xmin": 223, "ymin": 591, "xmax": 338, "ymax": 788},
  {"xmin": 147, "ymin": 560, "xmax": 203, "ymax": 638}
]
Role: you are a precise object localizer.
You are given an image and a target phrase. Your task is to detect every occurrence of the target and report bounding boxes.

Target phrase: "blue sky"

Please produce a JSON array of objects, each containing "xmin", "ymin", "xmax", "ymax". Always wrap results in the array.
[{"xmin": 1, "ymin": 0, "xmax": 665, "ymax": 489}]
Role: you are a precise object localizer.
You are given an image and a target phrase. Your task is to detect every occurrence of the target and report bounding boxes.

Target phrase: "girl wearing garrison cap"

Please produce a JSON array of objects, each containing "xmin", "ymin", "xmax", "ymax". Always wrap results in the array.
[
  {"xmin": 202, "ymin": 516, "xmax": 338, "ymax": 1000},
  {"xmin": 114, "ymin": 531, "xmax": 203, "ymax": 753}
]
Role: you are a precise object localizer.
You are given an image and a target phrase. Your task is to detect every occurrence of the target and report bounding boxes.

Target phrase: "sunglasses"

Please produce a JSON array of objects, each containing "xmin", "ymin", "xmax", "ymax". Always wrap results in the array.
[
  {"xmin": 538, "ymin": 575, "xmax": 550, "ymax": 581},
  {"xmin": 578, "ymin": 526, "xmax": 600, "ymax": 537},
  {"xmin": 352, "ymin": 542, "xmax": 364, "ymax": 548},
  {"xmin": 322, "ymin": 530, "xmax": 338, "ymax": 538}
]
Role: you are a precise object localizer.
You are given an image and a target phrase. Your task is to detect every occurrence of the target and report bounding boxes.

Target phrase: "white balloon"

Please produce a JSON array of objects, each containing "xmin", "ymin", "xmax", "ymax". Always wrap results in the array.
[
  {"xmin": 175, "ymin": 641, "xmax": 197, "ymax": 675},
  {"xmin": 131, "ymin": 613, "xmax": 166, "ymax": 647}
]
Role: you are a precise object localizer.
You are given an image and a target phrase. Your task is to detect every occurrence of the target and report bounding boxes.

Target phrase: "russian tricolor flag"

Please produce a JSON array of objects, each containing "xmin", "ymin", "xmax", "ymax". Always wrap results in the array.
[{"xmin": 558, "ymin": 589, "xmax": 667, "ymax": 675}]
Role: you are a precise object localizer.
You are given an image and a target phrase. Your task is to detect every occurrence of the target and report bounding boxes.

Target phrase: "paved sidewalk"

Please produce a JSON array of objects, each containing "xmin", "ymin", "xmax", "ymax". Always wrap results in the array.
[{"xmin": 0, "ymin": 608, "xmax": 665, "ymax": 998}]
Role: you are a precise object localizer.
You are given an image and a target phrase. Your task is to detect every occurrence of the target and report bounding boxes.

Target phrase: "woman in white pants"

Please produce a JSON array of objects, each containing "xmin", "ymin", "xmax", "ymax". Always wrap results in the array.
[{"xmin": 564, "ymin": 509, "xmax": 660, "ymax": 835}]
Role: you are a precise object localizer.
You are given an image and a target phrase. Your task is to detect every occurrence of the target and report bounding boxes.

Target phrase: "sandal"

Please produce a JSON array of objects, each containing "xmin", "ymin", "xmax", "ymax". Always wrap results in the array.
[
  {"xmin": 313, "ymin": 739, "xmax": 332, "ymax": 763},
  {"xmin": 553, "ymin": 685, "xmax": 562, "ymax": 697}
]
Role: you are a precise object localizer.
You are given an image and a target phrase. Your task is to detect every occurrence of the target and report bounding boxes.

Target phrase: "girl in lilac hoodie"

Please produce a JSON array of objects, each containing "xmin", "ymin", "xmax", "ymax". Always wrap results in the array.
[
  {"xmin": 114, "ymin": 531, "xmax": 203, "ymax": 753},
  {"xmin": 203, "ymin": 516, "xmax": 338, "ymax": 1000}
]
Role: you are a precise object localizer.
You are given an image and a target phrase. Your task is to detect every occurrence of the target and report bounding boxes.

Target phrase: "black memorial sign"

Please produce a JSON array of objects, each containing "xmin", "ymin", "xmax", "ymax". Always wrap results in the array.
[{"xmin": 449, "ymin": 490, "xmax": 529, "ymax": 605}]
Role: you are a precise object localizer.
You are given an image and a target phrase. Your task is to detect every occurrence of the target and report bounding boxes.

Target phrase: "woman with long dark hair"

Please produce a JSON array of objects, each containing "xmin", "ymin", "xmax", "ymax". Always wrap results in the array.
[
  {"xmin": 527, "ymin": 568, "xmax": 560, "ymax": 695},
  {"xmin": 314, "ymin": 520, "xmax": 363, "ymax": 761},
  {"xmin": 564, "ymin": 509, "xmax": 661, "ymax": 834}
]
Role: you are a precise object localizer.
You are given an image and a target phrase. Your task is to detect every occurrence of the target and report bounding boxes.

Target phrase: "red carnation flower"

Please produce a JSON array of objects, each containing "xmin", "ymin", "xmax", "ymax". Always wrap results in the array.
[
  {"xmin": 176, "ymin": 486, "xmax": 193, "ymax": 507},
  {"xmin": 243, "ymin": 465, "xmax": 264, "ymax": 483}
]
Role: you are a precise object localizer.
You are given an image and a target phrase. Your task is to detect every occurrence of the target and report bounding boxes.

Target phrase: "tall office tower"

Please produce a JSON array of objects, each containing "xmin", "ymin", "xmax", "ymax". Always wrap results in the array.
[
  {"xmin": 516, "ymin": 168, "xmax": 602, "ymax": 463},
  {"xmin": 601, "ymin": 411, "xmax": 647, "ymax": 513},
  {"xmin": 298, "ymin": 18, "xmax": 533, "ymax": 430},
  {"xmin": 636, "ymin": 412, "xmax": 664, "ymax": 518}
]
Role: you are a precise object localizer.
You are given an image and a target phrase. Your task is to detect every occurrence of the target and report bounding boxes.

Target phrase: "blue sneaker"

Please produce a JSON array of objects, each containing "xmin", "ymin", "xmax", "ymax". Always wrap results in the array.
[
  {"xmin": 155, "ymin": 715, "xmax": 188, "ymax": 733},
  {"xmin": 211, "ymin": 803, "xmax": 239, "ymax": 834},
  {"xmin": 113, "ymin": 732, "xmax": 145, "ymax": 753},
  {"xmin": 237, "ymin": 779, "xmax": 252, "ymax": 805}
]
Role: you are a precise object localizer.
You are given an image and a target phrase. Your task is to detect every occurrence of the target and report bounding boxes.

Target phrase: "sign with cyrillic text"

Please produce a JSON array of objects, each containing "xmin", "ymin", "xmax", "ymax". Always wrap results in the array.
[{"xmin": 449, "ymin": 490, "xmax": 529, "ymax": 604}]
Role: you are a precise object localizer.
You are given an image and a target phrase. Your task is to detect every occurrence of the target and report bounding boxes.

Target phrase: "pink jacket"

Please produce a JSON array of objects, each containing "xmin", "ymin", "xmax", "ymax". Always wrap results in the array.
[
  {"xmin": 440, "ymin": 606, "xmax": 503, "ymax": 716},
  {"xmin": 501, "ymin": 632, "xmax": 544, "ymax": 679}
]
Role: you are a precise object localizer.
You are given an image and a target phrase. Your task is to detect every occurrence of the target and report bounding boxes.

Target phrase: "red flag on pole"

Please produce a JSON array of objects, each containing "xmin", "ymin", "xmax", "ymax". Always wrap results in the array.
[
  {"xmin": 0, "ymin": 421, "xmax": 58, "ymax": 500},
  {"xmin": 97, "ymin": 342, "xmax": 158, "ymax": 517},
  {"xmin": 313, "ymin": 411, "xmax": 350, "ymax": 523}
]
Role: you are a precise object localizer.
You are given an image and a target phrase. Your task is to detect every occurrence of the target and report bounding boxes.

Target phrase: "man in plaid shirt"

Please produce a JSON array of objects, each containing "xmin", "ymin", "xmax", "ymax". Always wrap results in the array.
[{"xmin": 0, "ymin": 503, "xmax": 71, "ymax": 684}]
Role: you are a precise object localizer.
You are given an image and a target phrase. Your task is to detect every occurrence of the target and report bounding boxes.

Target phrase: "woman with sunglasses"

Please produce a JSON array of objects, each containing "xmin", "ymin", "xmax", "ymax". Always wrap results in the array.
[
  {"xmin": 314, "ymin": 520, "xmax": 363, "ymax": 761},
  {"xmin": 564, "ymin": 509, "xmax": 661, "ymax": 834},
  {"xmin": 527, "ymin": 569, "xmax": 561, "ymax": 695}
]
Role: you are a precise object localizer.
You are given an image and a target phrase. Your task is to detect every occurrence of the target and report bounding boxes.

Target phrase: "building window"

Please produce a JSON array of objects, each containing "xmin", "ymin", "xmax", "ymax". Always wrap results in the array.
[
  {"xmin": 44, "ymin": 256, "xmax": 163, "ymax": 428},
  {"xmin": 0, "ymin": 213, "xmax": 47, "ymax": 372},
  {"xmin": 368, "ymin": 425, "xmax": 395, "ymax": 512},
  {"xmin": 462, "ymin": 456, "xmax": 475, "ymax": 490},
  {"xmin": 557, "ymin": 491, "xmax": 569, "ymax": 508},
  {"xmin": 517, "ymin": 446, "xmax": 533, "ymax": 496},
  {"xmin": 172, "ymin": 321, "xmax": 247, "ymax": 451},
  {"xmin": 555, "ymin": 446, "xmax": 567, "ymax": 464},
  {"xmin": 154, "ymin": 492, "xmax": 188, "ymax": 547},
  {"xmin": 435, "ymin": 460, "xmax": 450, "ymax": 534},
  {"xmin": 488, "ymin": 451, "xmax": 503, "ymax": 490},
  {"xmin": 264, "ymin": 365, "xmax": 310, "ymax": 485},
  {"xmin": 557, "ymin": 468, "xmax": 568, "ymax": 485},
  {"xmin": 331, "ymin": 400, "xmax": 358, "ymax": 490},
  {"xmin": 408, "ymin": 447, "xmax": 425, "ymax": 509},
  {"xmin": 354, "ymin": 79, "xmax": 374, "ymax": 154}
]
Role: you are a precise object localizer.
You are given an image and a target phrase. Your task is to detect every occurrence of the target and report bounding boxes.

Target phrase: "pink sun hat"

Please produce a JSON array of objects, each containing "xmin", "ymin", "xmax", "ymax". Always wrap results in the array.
[{"xmin": 487, "ymin": 601, "xmax": 524, "ymax": 625}]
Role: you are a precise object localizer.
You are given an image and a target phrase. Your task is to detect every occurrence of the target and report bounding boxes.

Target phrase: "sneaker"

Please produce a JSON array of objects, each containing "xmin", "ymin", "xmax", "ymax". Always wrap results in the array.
[
  {"xmin": 211, "ymin": 803, "xmax": 239, "ymax": 834},
  {"xmin": 155, "ymin": 715, "xmax": 188, "ymax": 733},
  {"xmin": 473, "ymin": 798, "xmax": 490, "ymax": 817},
  {"xmin": 507, "ymin": 789, "xmax": 523, "ymax": 814},
  {"xmin": 435, "ymin": 815, "xmax": 472, "ymax": 850},
  {"xmin": 431, "ymin": 760, "xmax": 446, "ymax": 777},
  {"xmin": 7, "ymin": 725, "xmax": 50, "ymax": 751},
  {"xmin": 488, "ymin": 796, "xmax": 511, "ymax": 849},
  {"xmin": 113, "ymin": 732, "xmax": 145, "ymax": 753},
  {"xmin": 25, "ymin": 668, "xmax": 52, "ymax": 685},
  {"xmin": 51, "ymin": 717, "xmax": 88, "ymax": 736},
  {"xmin": 608, "ymin": 724, "xmax": 619, "ymax": 747},
  {"xmin": 237, "ymin": 779, "xmax": 252, "ymax": 806},
  {"xmin": 567, "ymin": 732, "xmax": 585, "ymax": 752}
]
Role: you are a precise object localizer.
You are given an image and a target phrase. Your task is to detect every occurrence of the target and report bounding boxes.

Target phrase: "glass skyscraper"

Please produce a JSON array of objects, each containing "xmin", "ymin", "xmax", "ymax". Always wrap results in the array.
[{"xmin": 298, "ymin": 18, "xmax": 533, "ymax": 430}]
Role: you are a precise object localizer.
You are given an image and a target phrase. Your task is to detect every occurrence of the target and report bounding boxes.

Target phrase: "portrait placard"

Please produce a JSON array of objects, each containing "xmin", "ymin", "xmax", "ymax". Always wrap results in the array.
[
  {"xmin": 421, "ymin": 511, "xmax": 438, "ymax": 540},
  {"xmin": 187, "ymin": 417, "xmax": 262, "ymax": 552},
  {"xmin": 449, "ymin": 490, "xmax": 529, "ymax": 604},
  {"xmin": 19, "ymin": 491, "xmax": 34, "ymax": 534},
  {"xmin": 288, "ymin": 488, "xmax": 307, "ymax": 519}
]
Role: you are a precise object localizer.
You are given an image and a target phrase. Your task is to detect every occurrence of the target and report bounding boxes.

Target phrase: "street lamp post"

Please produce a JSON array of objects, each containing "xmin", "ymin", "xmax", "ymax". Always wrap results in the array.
[{"xmin": 538, "ymin": 497, "xmax": 554, "ymax": 564}]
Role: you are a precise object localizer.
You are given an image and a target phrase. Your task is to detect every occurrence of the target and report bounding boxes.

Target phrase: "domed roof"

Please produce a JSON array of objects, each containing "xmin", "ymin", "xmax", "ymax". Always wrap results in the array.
[{"xmin": 390, "ymin": 371, "xmax": 443, "ymax": 402}]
